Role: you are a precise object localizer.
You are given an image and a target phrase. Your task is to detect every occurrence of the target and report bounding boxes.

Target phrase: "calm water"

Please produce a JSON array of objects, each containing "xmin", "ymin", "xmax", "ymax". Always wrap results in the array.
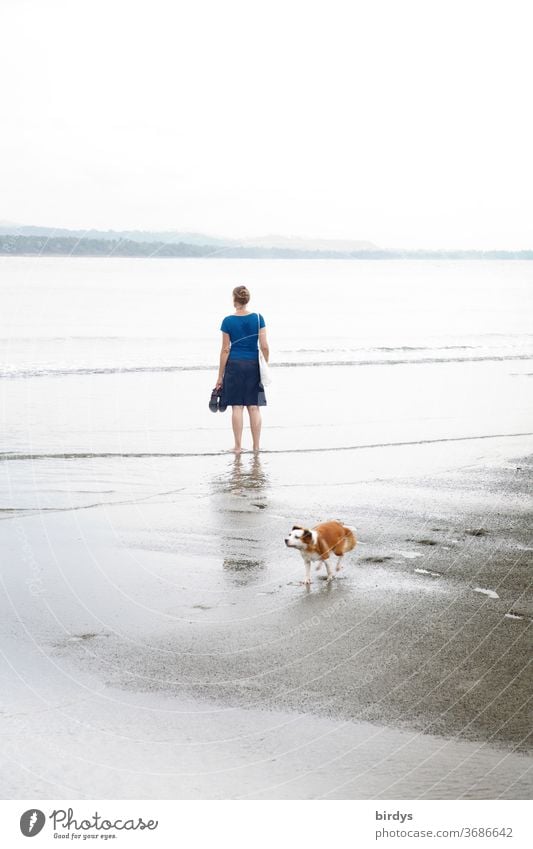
[
  {"xmin": 1, "ymin": 257, "xmax": 532, "ymax": 507},
  {"xmin": 1, "ymin": 257, "xmax": 532, "ymax": 799},
  {"xmin": 1, "ymin": 257, "xmax": 532, "ymax": 376}
]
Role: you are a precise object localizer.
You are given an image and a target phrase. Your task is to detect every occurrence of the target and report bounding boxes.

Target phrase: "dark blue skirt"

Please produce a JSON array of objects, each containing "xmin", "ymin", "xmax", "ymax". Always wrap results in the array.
[{"xmin": 221, "ymin": 358, "xmax": 267, "ymax": 406}]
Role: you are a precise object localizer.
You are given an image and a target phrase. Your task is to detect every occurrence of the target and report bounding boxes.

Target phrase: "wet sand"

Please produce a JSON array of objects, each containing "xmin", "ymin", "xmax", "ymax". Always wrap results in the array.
[{"xmin": 1, "ymin": 438, "xmax": 531, "ymax": 798}]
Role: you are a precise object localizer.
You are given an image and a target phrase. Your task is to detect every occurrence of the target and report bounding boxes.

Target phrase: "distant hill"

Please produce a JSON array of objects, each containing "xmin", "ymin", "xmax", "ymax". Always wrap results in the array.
[
  {"xmin": 0, "ymin": 224, "xmax": 377, "ymax": 252},
  {"xmin": 0, "ymin": 224, "xmax": 531, "ymax": 259},
  {"xmin": 0, "ymin": 224, "xmax": 228, "ymax": 247}
]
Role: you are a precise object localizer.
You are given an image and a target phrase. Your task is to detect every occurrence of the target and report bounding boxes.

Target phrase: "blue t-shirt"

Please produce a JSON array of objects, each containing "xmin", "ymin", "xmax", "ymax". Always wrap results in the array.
[{"xmin": 220, "ymin": 313, "xmax": 266, "ymax": 360}]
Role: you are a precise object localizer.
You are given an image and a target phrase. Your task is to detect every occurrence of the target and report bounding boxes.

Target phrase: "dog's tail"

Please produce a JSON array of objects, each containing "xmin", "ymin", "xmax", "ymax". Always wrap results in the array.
[
  {"xmin": 339, "ymin": 523, "xmax": 358, "ymax": 550},
  {"xmin": 333, "ymin": 519, "xmax": 360, "ymax": 547}
]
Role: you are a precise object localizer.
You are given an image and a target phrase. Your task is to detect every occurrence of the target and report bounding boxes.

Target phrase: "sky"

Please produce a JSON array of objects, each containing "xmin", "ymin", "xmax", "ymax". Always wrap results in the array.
[{"xmin": 1, "ymin": 0, "xmax": 532, "ymax": 249}]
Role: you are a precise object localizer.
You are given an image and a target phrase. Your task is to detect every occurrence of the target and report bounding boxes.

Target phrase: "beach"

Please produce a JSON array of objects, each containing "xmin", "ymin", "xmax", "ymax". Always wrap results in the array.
[{"xmin": 1, "ymin": 257, "xmax": 532, "ymax": 798}]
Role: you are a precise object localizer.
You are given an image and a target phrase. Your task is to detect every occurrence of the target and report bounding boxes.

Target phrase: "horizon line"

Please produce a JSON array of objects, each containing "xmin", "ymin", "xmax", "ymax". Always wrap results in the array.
[{"xmin": 0, "ymin": 221, "xmax": 531, "ymax": 254}]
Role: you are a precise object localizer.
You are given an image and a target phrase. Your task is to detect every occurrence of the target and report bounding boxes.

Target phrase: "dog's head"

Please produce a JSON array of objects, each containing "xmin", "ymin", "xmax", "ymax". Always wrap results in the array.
[{"xmin": 284, "ymin": 525, "xmax": 313, "ymax": 549}]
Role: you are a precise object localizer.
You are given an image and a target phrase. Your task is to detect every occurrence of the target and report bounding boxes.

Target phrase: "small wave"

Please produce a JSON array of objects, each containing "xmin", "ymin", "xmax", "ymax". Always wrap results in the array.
[
  {"xmin": 0, "ymin": 364, "xmax": 211, "ymax": 378},
  {"xmin": 373, "ymin": 345, "xmax": 476, "ymax": 352},
  {"xmin": 275, "ymin": 355, "xmax": 533, "ymax": 367},
  {"xmin": 1, "ymin": 352, "xmax": 531, "ymax": 379},
  {"xmin": 280, "ymin": 345, "xmax": 479, "ymax": 354},
  {"xmin": 1, "ymin": 431, "xmax": 531, "ymax": 462}
]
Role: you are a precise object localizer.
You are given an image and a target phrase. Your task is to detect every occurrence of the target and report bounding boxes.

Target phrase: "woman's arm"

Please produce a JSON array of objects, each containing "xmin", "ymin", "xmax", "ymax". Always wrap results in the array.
[
  {"xmin": 259, "ymin": 327, "xmax": 269, "ymax": 363},
  {"xmin": 216, "ymin": 332, "xmax": 231, "ymax": 390}
]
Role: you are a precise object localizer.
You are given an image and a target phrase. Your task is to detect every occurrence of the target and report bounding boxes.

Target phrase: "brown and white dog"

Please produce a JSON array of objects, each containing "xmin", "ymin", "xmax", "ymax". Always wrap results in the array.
[{"xmin": 284, "ymin": 520, "xmax": 357, "ymax": 585}]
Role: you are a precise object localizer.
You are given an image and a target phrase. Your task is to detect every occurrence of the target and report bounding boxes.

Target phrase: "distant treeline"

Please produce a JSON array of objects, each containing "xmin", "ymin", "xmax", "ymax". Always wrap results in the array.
[
  {"xmin": 0, "ymin": 236, "xmax": 210, "ymax": 258},
  {"xmin": 1, "ymin": 235, "xmax": 532, "ymax": 260}
]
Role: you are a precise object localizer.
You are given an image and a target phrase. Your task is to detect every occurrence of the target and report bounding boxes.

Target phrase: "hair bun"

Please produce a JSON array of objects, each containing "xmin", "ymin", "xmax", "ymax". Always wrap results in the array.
[{"xmin": 232, "ymin": 285, "xmax": 250, "ymax": 305}]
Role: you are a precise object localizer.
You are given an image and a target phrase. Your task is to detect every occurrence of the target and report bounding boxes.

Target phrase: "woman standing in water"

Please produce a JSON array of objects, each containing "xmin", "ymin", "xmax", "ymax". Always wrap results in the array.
[{"xmin": 215, "ymin": 286, "xmax": 269, "ymax": 453}]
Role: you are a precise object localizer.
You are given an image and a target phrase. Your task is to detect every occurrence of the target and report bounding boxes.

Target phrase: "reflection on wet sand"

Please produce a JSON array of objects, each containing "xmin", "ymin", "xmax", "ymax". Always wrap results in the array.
[
  {"xmin": 210, "ymin": 454, "xmax": 270, "ymax": 582},
  {"xmin": 215, "ymin": 452, "xmax": 269, "ymax": 497}
]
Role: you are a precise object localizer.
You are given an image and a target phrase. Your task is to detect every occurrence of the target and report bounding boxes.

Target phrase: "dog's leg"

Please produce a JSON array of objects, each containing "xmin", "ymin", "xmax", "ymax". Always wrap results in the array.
[
  {"xmin": 325, "ymin": 559, "xmax": 333, "ymax": 582},
  {"xmin": 336, "ymin": 556, "xmax": 344, "ymax": 572},
  {"xmin": 304, "ymin": 560, "xmax": 311, "ymax": 585}
]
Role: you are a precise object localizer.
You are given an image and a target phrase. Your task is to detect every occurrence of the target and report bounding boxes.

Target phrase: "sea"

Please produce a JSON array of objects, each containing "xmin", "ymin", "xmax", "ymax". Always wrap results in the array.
[
  {"xmin": 1, "ymin": 256, "xmax": 532, "ymax": 800},
  {"xmin": 0, "ymin": 256, "xmax": 532, "ymax": 510}
]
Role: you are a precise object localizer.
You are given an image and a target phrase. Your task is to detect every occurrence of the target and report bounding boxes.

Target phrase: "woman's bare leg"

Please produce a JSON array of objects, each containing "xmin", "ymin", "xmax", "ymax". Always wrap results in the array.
[
  {"xmin": 247, "ymin": 405, "xmax": 262, "ymax": 452},
  {"xmin": 231, "ymin": 405, "xmax": 244, "ymax": 453}
]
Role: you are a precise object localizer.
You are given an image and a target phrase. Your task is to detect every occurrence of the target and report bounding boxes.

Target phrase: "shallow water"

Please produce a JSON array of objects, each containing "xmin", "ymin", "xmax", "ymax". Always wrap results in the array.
[
  {"xmin": 1, "ymin": 257, "xmax": 532, "ymax": 467},
  {"xmin": 1, "ymin": 257, "xmax": 532, "ymax": 799},
  {"xmin": 1, "ymin": 257, "xmax": 532, "ymax": 375},
  {"xmin": 2, "ymin": 662, "xmax": 531, "ymax": 800},
  {"xmin": 1, "ymin": 468, "xmax": 531, "ymax": 798}
]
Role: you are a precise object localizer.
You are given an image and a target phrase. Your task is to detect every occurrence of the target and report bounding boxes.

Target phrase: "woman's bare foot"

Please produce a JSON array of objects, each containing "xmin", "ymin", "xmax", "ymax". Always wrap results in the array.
[{"xmin": 231, "ymin": 446, "xmax": 243, "ymax": 454}]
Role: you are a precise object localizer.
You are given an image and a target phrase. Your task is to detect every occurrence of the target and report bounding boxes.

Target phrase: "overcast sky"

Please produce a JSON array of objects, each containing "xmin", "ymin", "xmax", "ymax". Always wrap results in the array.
[{"xmin": 1, "ymin": 0, "xmax": 531, "ymax": 248}]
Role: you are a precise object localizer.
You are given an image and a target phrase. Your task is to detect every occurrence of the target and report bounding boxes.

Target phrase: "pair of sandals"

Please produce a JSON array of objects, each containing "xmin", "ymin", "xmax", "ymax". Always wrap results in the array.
[{"xmin": 209, "ymin": 387, "xmax": 227, "ymax": 413}]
